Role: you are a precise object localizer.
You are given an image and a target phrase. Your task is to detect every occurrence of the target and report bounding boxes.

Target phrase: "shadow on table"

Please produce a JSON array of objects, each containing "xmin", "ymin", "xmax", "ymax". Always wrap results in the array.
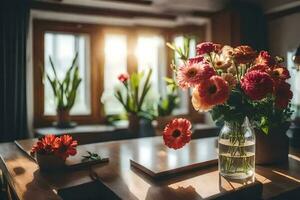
[
  {"xmin": 217, "ymin": 174, "xmax": 262, "ymax": 200},
  {"xmin": 145, "ymin": 185, "xmax": 202, "ymax": 200},
  {"xmin": 23, "ymin": 168, "xmax": 139, "ymax": 200}
]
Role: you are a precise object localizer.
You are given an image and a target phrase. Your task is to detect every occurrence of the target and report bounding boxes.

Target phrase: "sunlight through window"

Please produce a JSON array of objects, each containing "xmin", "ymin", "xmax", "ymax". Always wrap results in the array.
[{"xmin": 103, "ymin": 34, "xmax": 127, "ymax": 115}]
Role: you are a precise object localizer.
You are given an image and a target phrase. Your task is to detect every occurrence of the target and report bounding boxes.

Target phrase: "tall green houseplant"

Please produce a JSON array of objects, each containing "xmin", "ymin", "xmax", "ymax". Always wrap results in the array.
[
  {"xmin": 45, "ymin": 53, "xmax": 82, "ymax": 127},
  {"xmin": 114, "ymin": 69, "xmax": 153, "ymax": 133}
]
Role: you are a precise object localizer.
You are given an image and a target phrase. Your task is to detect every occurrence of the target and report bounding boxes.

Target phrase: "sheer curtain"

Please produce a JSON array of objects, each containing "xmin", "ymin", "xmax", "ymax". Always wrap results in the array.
[{"xmin": 0, "ymin": 0, "xmax": 30, "ymax": 141}]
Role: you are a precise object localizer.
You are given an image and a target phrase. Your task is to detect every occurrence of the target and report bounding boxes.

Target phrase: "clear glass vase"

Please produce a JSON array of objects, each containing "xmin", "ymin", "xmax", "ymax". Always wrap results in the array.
[{"xmin": 218, "ymin": 118, "xmax": 255, "ymax": 180}]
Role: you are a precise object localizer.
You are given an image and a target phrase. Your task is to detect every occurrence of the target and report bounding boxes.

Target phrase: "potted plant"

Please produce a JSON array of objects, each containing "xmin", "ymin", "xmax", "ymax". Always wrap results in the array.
[
  {"xmin": 30, "ymin": 134, "xmax": 78, "ymax": 171},
  {"xmin": 164, "ymin": 40, "xmax": 293, "ymax": 180},
  {"xmin": 114, "ymin": 69, "xmax": 154, "ymax": 135},
  {"xmin": 45, "ymin": 53, "xmax": 82, "ymax": 128},
  {"xmin": 156, "ymin": 77, "xmax": 180, "ymax": 131}
]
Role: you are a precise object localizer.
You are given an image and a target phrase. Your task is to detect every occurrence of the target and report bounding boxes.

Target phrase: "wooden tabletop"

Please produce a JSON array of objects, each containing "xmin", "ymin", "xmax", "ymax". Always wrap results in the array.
[{"xmin": 0, "ymin": 136, "xmax": 300, "ymax": 200}]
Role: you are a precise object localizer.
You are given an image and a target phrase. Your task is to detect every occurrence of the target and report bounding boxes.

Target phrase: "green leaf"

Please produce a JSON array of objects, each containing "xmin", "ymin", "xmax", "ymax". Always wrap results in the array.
[
  {"xmin": 166, "ymin": 42, "xmax": 175, "ymax": 50},
  {"xmin": 259, "ymin": 116, "xmax": 269, "ymax": 135},
  {"xmin": 46, "ymin": 75, "xmax": 57, "ymax": 97},
  {"xmin": 137, "ymin": 69, "xmax": 152, "ymax": 111},
  {"xmin": 49, "ymin": 56, "xmax": 59, "ymax": 82}
]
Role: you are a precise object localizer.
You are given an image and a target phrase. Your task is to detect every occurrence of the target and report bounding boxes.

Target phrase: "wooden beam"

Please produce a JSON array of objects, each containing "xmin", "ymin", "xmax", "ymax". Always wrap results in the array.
[
  {"xmin": 99, "ymin": 0, "xmax": 153, "ymax": 6},
  {"xmin": 192, "ymin": 10, "xmax": 216, "ymax": 18},
  {"xmin": 29, "ymin": 1, "xmax": 176, "ymax": 20},
  {"xmin": 266, "ymin": 5, "xmax": 300, "ymax": 20}
]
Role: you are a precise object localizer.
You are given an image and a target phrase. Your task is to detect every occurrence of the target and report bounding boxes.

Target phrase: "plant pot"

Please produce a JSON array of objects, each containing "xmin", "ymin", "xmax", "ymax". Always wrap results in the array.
[
  {"xmin": 128, "ymin": 114, "xmax": 155, "ymax": 137},
  {"xmin": 56, "ymin": 109, "xmax": 76, "ymax": 128},
  {"xmin": 255, "ymin": 129, "xmax": 289, "ymax": 165},
  {"xmin": 36, "ymin": 153, "xmax": 65, "ymax": 171},
  {"xmin": 128, "ymin": 114, "xmax": 140, "ymax": 135}
]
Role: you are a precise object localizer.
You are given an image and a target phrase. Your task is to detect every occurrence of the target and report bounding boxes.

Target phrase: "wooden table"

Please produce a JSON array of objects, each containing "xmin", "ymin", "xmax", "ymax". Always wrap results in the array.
[{"xmin": 0, "ymin": 136, "xmax": 300, "ymax": 200}]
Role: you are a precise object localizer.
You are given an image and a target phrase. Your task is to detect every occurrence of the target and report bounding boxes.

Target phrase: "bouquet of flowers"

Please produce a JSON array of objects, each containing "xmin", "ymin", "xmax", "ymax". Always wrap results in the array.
[
  {"xmin": 31, "ymin": 134, "xmax": 78, "ymax": 160},
  {"xmin": 167, "ymin": 42, "xmax": 293, "ymax": 134},
  {"xmin": 164, "ymin": 41, "xmax": 293, "ymax": 179}
]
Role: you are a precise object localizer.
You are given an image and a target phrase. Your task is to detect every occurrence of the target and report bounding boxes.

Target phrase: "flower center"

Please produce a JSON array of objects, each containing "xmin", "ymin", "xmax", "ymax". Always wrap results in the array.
[
  {"xmin": 187, "ymin": 68, "xmax": 197, "ymax": 78},
  {"xmin": 273, "ymin": 70, "xmax": 280, "ymax": 77},
  {"xmin": 172, "ymin": 129, "xmax": 181, "ymax": 138},
  {"xmin": 216, "ymin": 61, "xmax": 223, "ymax": 66},
  {"xmin": 208, "ymin": 85, "xmax": 217, "ymax": 94}
]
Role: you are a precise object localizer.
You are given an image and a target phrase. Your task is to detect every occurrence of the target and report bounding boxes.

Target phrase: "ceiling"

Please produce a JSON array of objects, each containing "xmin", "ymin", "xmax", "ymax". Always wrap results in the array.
[
  {"xmin": 39, "ymin": 0, "xmax": 300, "ymax": 14},
  {"xmin": 31, "ymin": 0, "xmax": 300, "ymax": 27}
]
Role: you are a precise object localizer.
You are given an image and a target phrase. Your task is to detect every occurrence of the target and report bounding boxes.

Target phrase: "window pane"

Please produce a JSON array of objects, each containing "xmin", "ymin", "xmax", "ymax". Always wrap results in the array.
[
  {"xmin": 44, "ymin": 32, "xmax": 91, "ymax": 115},
  {"xmin": 173, "ymin": 36, "xmax": 197, "ymax": 114},
  {"xmin": 103, "ymin": 34, "xmax": 127, "ymax": 115},
  {"xmin": 136, "ymin": 36, "xmax": 167, "ymax": 95},
  {"xmin": 287, "ymin": 50, "xmax": 300, "ymax": 118}
]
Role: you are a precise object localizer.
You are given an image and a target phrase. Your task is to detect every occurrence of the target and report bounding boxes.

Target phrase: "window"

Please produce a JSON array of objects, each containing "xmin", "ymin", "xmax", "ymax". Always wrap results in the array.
[
  {"xmin": 287, "ymin": 50, "xmax": 300, "ymax": 117},
  {"xmin": 44, "ymin": 32, "xmax": 91, "ymax": 115},
  {"xmin": 103, "ymin": 34, "xmax": 128, "ymax": 115},
  {"xmin": 33, "ymin": 20, "xmax": 205, "ymax": 126},
  {"xmin": 136, "ymin": 35, "xmax": 167, "ymax": 95}
]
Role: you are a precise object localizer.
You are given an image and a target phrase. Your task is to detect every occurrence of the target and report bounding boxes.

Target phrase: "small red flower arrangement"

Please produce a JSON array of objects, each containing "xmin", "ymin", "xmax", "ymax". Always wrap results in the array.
[
  {"xmin": 31, "ymin": 134, "xmax": 78, "ymax": 160},
  {"xmin": 163, "ymin": 118, "xmax": 192, "ymax": 149}
]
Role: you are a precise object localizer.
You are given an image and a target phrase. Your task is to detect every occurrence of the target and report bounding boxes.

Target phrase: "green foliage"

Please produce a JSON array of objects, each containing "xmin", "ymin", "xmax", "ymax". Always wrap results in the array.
[
  {"xmin": 166, "ymin": 37, "xmax": 190, "ymax": 62},
  {"xmin": 157, "ymin": 77, "xmax": 180, "ymax": 116},
  {"xmin": 82, "ymin": 151, "xmax": 101, "ymax": 161},
  {"xmin": 45, "ymin": 53, "xmax": 82, "ymax": 111},
  {"xmin": 114, "ymin": 69, "xmax": 153, "ymax": 119},
  {"xmin": 210, "ymin": 84, "xmax": 293, "ymax": 134}
]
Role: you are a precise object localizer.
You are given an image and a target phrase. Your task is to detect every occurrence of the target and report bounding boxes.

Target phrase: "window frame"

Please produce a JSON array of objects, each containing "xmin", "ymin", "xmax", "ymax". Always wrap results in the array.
[
  {"xmin": 33, "ymin": 19, "xmax": 103, "ymax": 127},
  {"xmin": 33, "ymin": 19, "xmax": 206, "ymax": 127}
]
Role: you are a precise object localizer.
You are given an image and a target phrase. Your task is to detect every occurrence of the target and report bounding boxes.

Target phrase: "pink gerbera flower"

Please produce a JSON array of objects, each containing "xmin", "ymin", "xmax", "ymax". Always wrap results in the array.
[
  {"xmin": 163, "ymin": 118, "xmax": 192, "ymax": 149},
  {"xmin": 192, "ymin": 75, "xmax": 229, "ymax": 111},
  {"xmin": 177, "ymin": 63, "xmax": 215, "ymax": 89},
  {"xmin": 188, "ymin": 55, "xmax": 205, "ymax": 64}
]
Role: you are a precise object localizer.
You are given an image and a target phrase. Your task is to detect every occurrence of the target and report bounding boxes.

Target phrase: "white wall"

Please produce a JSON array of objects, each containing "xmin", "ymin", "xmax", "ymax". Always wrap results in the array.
[
  {"xmin": 268, "ymin": 13, "xmax": 300, "ymax": 59},
  {"xmin": 268, "ymin": 13, "xmax": 300, "ymax": 106}
]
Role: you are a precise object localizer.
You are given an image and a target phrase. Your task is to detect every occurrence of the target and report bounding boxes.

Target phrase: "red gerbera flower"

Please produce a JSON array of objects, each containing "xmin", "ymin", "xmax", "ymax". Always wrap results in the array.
[
  {"xmin": 31, "ymin": 134, "xmax": 58, "ymax": 155},
  {"xmin": 248, "ymin": 64, "xmax": 270, "ymax": 73},
  {"xmin": 55, "ymin": 135, "xmax": 78, "ymax": 160},
  {"xmin": 192, "ymin": 75, "xmax": 229, "ymax": 111},
  {"xmin": 241, "ymin": 70, "xmax": 274, "ymax": 101},
  {"xmin": 196, "ymin": 42, "xmax": 221, "ymax": 55},
  {"xmin": 177, "ymin": 63, "xmax": 215, "ymax": 89},
  {"xmin": 163, "ymin": 118, "xmax": 192, "ymax": 149},
  {"xmin": 118, "ymin": 73, "xmax": 129, "ymax": 83},
  {"xmin": 274, "ymin": 81, "xmax": 293, "ymax": 109},
  {"xmin": 233, "ymin": 45, "xmax": 256, "ymax": 64},
  {"xmin": 255, "ymin": 51, "xmax": 275, "ymax": 66}
]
